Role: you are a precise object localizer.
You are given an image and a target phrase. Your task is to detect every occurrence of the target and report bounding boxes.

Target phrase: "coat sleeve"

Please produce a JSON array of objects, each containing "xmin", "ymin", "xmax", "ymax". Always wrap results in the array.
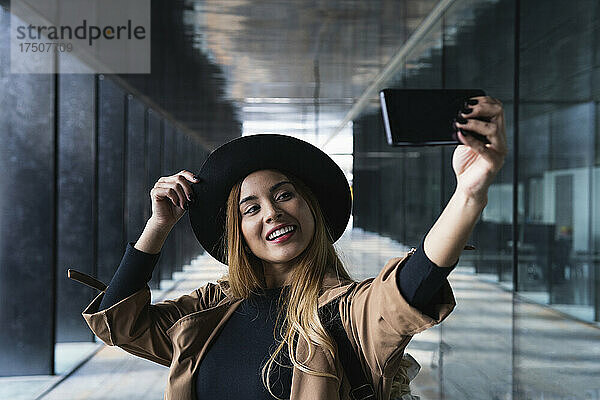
[
  {"xmin": 82, "ymin": 282, "xmax": 224, "ymax": 367},
  {"xmin": 338, "ymin": 251, "xmax": 456, "ymax": 382}
]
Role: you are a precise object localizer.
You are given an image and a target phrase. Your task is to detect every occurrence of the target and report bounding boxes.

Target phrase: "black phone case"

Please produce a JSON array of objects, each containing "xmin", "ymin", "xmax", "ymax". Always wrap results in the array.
[{"xmin": 380, "ymin": 88, "xmax": 487, "ymax": 146}]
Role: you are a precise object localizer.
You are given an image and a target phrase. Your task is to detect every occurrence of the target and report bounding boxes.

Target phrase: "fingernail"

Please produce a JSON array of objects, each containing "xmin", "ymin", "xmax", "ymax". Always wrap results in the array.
[
  {"xmin": 466, "ymin": 99, "xmax": 478, "ymax": 106},
  {"xmin": 456, "ymin": 116, "xmax": 468, "ymax": 124},
  {"xmin": 193, "ymin": 175, "xmax": 200, "ymax": 181},
  {"xmin": 451, "ymin": 119, "xmax": 458, "ymax": 131},
  {"xmin": 461, "ymin": 107, "xmax": 473, "ymax": 115}
]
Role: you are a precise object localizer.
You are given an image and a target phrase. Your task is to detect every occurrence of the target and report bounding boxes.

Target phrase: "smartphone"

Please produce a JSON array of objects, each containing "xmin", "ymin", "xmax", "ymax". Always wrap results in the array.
[{"xmin": 380, "ymin": 88, "xmax": 490, "ymax": 146}]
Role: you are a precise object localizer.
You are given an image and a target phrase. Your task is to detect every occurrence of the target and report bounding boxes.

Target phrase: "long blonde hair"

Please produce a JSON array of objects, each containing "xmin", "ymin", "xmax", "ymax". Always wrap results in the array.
[
  {"xmin": 223, "ymin": 171, "xmax": 351, "ymax": 397},
  {"xmin": 221, "ymin": 170, "xmax": 415, "ymax": 399}
]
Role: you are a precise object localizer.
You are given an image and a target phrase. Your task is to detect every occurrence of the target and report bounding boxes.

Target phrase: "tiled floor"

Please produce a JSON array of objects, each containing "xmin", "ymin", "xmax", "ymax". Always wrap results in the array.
[{"xmin": 3, "ymin": 228, "xmax": 600, "ymax": 400}]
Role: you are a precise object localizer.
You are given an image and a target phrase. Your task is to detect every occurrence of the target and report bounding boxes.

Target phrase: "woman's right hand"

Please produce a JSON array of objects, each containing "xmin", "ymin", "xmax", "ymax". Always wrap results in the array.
[{"xmin": 148, "ymin": 170, "xmax": 199, "ymax": 230}]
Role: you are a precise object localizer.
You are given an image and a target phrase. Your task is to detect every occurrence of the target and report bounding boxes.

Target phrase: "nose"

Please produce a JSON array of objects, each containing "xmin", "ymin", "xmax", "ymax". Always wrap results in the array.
[{"xmin": 263, "ymin": 201, "xmax": 283, "ymax": 223}]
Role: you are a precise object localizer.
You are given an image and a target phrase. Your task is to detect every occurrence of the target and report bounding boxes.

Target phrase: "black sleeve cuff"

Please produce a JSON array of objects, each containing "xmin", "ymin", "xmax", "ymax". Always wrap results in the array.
[
  {"xmin": 98, "ymin": 241, "xmax": 161, "ymax": 311},
  {"xmin": 397, "ymin": 236, "xmax": 458, "ymax": 310}
]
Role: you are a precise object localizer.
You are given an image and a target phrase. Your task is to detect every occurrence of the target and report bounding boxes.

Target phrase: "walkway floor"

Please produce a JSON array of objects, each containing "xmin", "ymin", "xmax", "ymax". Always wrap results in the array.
[{"xmin": 2, "ymin": 228, "xmax": 599, "ymax": 400}]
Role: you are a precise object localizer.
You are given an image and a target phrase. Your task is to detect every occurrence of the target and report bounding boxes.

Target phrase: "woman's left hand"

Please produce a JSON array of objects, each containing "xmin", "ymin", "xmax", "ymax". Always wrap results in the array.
[{"xmin": 452, "ymin": 96, "xmax": 508, "ymax": 202}]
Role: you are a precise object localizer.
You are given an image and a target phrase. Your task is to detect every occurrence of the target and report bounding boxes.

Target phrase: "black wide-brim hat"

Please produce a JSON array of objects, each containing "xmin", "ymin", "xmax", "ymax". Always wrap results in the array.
[{"xmin": 188, "ymin": 134, "xmax": 352, "ymax": 265}]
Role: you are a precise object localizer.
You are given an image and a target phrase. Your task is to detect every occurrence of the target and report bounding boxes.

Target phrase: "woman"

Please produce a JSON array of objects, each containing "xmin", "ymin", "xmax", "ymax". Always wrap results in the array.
[{"xmin": 75, "ymin": 96, "xmax": 507, "ymax": 400}]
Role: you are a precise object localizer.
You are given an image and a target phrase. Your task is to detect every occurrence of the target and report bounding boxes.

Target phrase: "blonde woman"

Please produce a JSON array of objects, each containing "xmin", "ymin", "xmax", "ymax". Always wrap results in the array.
[{"xmin": 74, "ymin": 96, "xmax": 506, "ymax": 400}]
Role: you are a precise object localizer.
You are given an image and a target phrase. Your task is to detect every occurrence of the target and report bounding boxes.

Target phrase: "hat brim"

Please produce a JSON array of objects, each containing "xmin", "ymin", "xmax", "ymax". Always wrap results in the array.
[{"xmin": 188, "ymin": 134, "xmax": 351, "ymax": 265}]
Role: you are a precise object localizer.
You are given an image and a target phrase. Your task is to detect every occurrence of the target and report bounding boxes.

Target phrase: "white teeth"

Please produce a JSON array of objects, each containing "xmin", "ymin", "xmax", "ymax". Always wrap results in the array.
[{"xmin": 267, "ymin": 225, "xmax": 296, "ymax": 240}]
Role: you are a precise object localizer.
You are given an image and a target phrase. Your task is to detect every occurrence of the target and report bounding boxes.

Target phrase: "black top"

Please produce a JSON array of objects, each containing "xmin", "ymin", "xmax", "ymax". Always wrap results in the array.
[
  {"xmin": 97, "ymin": 236, "xmax": 457, "ymax": 399},
  {"xmin": 194, "ymin": 286, "xmax": 292, "ymax": 399}
]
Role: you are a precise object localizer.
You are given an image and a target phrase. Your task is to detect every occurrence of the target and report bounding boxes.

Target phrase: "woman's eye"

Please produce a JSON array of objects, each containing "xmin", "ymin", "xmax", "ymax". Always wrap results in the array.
[
  {"xmin": 277, "ymin": 192, "xmax": 292, "ymax": 200},
  {"xmin": 244, "ymin": 205, "xmax": 259, "ymax": 214}
]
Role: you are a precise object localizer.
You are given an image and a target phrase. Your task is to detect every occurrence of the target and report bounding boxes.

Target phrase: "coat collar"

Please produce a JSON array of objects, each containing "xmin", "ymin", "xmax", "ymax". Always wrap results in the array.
[
  {"xmin": 318, "ymin": 273, "xmax": 354, "ymax": 307},
  {"xmin": 216, "ymin": 273, "xmax": 354, "ymax": 308}
]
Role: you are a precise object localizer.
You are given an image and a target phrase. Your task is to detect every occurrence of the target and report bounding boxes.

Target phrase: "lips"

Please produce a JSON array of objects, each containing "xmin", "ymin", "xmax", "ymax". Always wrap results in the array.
[
  {"xmin": 269, "ymin": 229, "xmax": 296, "ymax": 244},
  {"xmin": 265, "ymin": 224, "xmax": 296, "ymax": 241}
]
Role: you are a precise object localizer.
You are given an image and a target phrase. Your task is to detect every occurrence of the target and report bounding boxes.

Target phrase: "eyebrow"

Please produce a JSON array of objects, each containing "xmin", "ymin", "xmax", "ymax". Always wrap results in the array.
[{"xmin": 239, "ymin": 181, "xmax": 293, "ymax": 207}]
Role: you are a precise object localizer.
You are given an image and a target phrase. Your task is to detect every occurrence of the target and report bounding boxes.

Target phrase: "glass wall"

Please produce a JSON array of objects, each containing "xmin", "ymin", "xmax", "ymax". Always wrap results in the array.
[
  {"xmin": 515, "ymin": 1, "xmax": 600, "ymax": 398},
  {"xmin": 442, "ymin": 1, "xmax": 516, "ymax": 399},
  {"xmin": 353, "ymin": 0, "xmax": 600, "ymax": 398}
]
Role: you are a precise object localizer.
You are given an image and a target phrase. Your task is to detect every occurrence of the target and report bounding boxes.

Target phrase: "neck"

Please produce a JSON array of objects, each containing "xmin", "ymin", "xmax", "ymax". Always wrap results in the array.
[{"xmin": 262, "ymin": 260, "xmax": 295, "ymax": 288}]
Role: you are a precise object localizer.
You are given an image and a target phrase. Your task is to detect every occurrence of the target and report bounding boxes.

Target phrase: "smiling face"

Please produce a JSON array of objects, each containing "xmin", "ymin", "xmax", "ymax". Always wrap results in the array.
[{"xmin": 239, "ymin": 169, "xmax": 315, "ymax": 273}]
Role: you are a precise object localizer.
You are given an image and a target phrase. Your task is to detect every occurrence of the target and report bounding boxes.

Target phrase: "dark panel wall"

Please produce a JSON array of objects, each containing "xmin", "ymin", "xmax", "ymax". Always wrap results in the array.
[
  {"xmin": 179, "ymin": 133, "xmax": 206, "ymax": 268},
  {"xmin": 158, "ymin": 121, "xmax": 176, "ymax": 282},
  {"xmin": 173, "ymin": 128, "xmax": 186, "ymax": 273},
  {"xmin": 96, "ymin": 76, "xmax": 126, "ymax": 286},
  {"xmin": 0, "ymin": 0, "xmax": 242, "ymax": 377},
  {"xmin": 0, "ymin": 38, "xmax": 238, "ymax": 381},
  {"xmin": 146, "ymin": 110, "xmax": 163, "ymax": 289},
  {"xmin": 56, "ymin": 74, "xmax": 96, "ymax": 342},
  {"xmin": 126, "ymin": 96, "xmax": 149, "ymax": 244},
  {"xmin": 0, "ymin": 4, "xmax": 55, "ymax": 375}
]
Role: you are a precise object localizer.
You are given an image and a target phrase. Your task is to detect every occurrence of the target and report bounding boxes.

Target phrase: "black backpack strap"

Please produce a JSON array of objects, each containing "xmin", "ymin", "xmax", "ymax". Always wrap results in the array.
[{"xmin": 320, "ymin": 299, "xmax": 376, "ymax": 400}]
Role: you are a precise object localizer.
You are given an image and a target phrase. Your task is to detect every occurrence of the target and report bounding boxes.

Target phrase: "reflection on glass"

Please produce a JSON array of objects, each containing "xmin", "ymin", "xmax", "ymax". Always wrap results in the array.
[
  {"xmin": 365, "ymin": 0, "xmax": 600, "ymax": 398},
  {"xmin": 442, "ymin": 0, "xmax": 515, "ymax": 398},
  {"xmin": 515, "ymin": 1, "xmax": 600, "ymax": 398}
]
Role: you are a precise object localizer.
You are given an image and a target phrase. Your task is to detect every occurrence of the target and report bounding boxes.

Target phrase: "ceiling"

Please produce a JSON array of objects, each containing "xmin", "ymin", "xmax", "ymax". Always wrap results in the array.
[{"xmin": 180, "ymin": 0, "xmax": 439, "ymax": 153}]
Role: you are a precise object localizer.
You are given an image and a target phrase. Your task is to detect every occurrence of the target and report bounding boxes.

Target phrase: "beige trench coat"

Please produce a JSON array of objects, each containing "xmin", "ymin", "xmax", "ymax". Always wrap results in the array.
[{"xmin": 81, "ymin": 249, "xmax": 455, "ymax": 400}]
